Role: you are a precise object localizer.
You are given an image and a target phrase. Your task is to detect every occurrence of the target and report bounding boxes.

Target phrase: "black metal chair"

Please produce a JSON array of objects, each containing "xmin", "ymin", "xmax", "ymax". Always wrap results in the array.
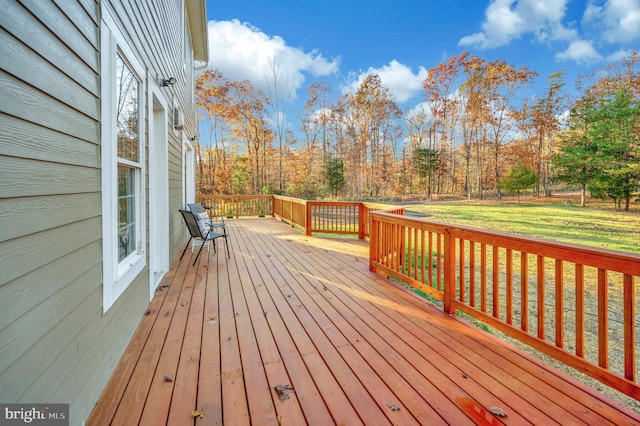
[{"xmin": 179, "ymin": 209, "xmax": 230, "ymax": 266}]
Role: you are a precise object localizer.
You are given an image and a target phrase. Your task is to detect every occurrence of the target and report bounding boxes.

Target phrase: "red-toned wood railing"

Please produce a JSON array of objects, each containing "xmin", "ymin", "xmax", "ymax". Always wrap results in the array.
[{"xmin": 369, "ymin": 210, "xmax": 640, "ymax": 400}]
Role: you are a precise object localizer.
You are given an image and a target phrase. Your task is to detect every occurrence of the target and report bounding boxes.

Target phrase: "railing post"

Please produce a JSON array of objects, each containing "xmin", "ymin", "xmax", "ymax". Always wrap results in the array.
[
  {"xmin": 369, "ymin": 213, "xmax": 377, "ymax": 271},
  {"xmin": 305, "ymin": 201, "xmax": 312, "ymax": 236},
  {"xmin": 358, "ymin": 203, "xmax": 366, "ymax": 239},
  {"xmin": 443, "ymin": 228, "xmax": 456, "ymax": 315}
]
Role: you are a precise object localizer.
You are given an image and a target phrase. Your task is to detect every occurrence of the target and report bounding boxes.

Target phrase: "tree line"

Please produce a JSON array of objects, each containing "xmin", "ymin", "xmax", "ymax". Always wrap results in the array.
[{"xmin": 195, "ymin": 51, "xmax": 639, "ymax": 210}]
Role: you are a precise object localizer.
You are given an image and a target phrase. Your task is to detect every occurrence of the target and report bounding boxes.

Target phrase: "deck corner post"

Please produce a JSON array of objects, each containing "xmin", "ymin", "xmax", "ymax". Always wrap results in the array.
[
  {"xmin": 358, "ymin": 203, "xmax": 366, "ymax": 239},
  {"xmin": 443, "ymin": 227, "xmax": 456, "ymax": 315},
  {"xmin": 305, "ymin": 201, "xmax": 312, "ymax": 236},
  {"xmin": 271, "ymin": 195, "xmax": 275, "ymax": 217},
  {"xmin": 369, "ymin": 213, "xmax": 378, "ymax": 272}
]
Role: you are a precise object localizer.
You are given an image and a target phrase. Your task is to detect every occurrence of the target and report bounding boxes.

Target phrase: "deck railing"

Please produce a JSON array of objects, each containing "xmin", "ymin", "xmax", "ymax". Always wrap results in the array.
[
  {"xmin": 197, "ymin": 195, "xmax": 401, "ymax": 239},
  {"xmin": 369, "ymin": 209, "xmax": 640, "ymax": 400},
  {"xmin": 196, "ymin": 195, "xmax": 273, "ymax": 218}
]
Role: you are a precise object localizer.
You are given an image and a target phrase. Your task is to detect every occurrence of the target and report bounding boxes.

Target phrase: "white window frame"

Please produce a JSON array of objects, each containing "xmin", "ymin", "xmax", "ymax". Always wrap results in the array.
[{"xmin": 101, "ymin": 10, "xmax": 146, "ymax": 313}]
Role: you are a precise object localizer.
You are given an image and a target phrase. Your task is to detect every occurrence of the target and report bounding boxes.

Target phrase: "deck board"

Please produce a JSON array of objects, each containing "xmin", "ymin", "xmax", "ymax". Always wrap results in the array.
[{"xmin": 88, "ymin": 218, "xmax": 640, "ymax": 426}]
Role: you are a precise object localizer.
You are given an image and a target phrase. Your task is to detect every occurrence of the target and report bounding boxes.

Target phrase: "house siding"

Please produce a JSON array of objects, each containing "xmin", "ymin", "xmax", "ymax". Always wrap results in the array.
[{"xmin": 0, "ymin": 0, "xmax": 202, "ymax": 423}]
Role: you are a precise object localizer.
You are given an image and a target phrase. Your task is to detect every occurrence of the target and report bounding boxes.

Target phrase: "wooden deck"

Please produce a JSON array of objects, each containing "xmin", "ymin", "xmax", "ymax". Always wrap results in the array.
[{"xmin": 88, "ymin": 218, "xmax": 640, "ymax": 425}]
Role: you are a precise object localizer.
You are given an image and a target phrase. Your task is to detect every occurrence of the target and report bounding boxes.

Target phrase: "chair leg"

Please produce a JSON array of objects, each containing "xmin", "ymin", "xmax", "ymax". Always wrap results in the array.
[
  {"xmin": 223, "ymin": 235, "xmax": 230, "ymax": 258},
  {"xmin": 193, "ymin": 237, "xmax": 207, "ymax": 266},
  {"xmin": 180, "ymin": 237, "xmax": 193, "ymax": 260}
]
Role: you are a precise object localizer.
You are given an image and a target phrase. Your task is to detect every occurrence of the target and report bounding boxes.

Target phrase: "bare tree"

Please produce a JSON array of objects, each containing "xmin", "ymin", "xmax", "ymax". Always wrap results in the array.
[{"xmin": 264, "ymin": 55, "xmax": 295, "ymax": 192}]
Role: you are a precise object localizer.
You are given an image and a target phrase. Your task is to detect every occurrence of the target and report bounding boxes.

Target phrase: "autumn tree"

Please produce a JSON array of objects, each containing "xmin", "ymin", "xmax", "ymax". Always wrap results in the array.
[
  {"xmin": 299, "ymin": 81, "xmax": 334, "ymax": 193},
  {"xmin": 352, "ymin": 74, "xmax": 402, "ymax": 196},
  {"xmin": 459, "ymin": 54, "xmax": 489, "ymax": 199},
  {"xmin": 424, "ymin": 53, "xmax": 469, "ymax": 195},
  {"xmin": 483, "ymin": 60, "xmax": 537, "ymax": 198},
  {"xmin": 403, "ymin": 105, "xmax": 434, "ymax": 195},
  {"xmin": 226, "ymin": 80, "xmax": 270, "ymax": 194},
  {"xmin": 195, "ymin": 70, "xmax": 234, "ymax": 194},
  {"xmin": 514, "ymin": 70, "xmax": 566, "ymax": 196},
  {"xmin": 196, "ymin": 69, "xmax": 271, "ymax": 195}
]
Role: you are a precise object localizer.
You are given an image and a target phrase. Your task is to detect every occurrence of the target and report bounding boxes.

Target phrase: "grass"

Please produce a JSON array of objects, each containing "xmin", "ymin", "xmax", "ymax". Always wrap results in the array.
[{"xmin": 408, "ymin": 199, "xmax": 640, "ymax": 254}]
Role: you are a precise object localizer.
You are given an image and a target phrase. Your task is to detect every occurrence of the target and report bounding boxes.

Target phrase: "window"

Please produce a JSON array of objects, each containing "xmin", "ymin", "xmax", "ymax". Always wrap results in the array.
[
  {"xmin": 116, "ymin": 54, "xmax": 140, "ymax": 263},
  {"xmin": 101, "ymin": 11, "xmax": 146, "ymax": 312}
]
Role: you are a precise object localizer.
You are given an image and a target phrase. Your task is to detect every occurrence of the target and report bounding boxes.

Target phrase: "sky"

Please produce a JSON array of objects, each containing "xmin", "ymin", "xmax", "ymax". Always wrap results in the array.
[{"xmin": 202, "ymin": 0, "xmax": 640, "ymax": 118}]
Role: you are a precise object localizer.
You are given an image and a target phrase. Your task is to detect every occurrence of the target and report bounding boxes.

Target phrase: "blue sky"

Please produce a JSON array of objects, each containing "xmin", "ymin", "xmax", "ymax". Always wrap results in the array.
[{"xmin": 203, "ymin": 0, "xmax": 639, "ymax": 115}]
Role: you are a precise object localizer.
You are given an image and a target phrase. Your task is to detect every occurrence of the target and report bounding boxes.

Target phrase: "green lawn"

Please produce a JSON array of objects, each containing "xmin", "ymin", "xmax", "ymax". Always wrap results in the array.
[{"xmin": 408, "ymin": 201, "xmax": 640, "ymax": 254}]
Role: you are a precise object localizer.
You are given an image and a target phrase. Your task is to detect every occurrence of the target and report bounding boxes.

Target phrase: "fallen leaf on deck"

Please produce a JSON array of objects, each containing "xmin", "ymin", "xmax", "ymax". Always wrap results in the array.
[
  {"xmin": 387, "ymin": 403, "xmax": 400, "ymax": 411},
  {"xmin": 190, "ymin": 409, "xmax": 204, "ymax": 418},
  {"xmin": 164, "ymin": 375, "xmax": 173, "ymax": 382},
  {"xmin": 489, "ymin": 407, "xmax": 507, "ymax": 417},
  {"xmin": 208, "ymin": 316, "xmax": 217, "ymax": 325},
  {"xmin": 274, "ymin": 384, "xmax": 295, "ymax": 402},
  {"xmin": 144, "ymin": 309, "xmax": 154, "ymax": 315}
]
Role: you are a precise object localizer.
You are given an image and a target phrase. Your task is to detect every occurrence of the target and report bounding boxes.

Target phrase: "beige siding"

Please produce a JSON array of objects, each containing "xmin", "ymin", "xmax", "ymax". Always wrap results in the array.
[{"xmin": 0, "ymin": 0, "xmax": 201, "ymax": 423}]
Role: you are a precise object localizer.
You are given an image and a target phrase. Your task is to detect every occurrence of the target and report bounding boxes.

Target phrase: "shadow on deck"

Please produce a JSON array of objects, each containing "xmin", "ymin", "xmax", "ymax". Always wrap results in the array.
[{"xmin": 88, "ymin": 218, "xmax": 640, "ymax": 425}]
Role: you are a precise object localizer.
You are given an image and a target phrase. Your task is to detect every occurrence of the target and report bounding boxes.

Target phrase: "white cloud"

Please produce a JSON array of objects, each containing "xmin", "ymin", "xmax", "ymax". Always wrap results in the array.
[
  {"xmin": 606, "ymin": 48, "xmax": 633, "ymax": 62},
  {"xmin": 582, "ymin": 0, "xmax": 640, "ymax": 43},
  {"xmin": 555, "ymin": 39, "xmax": 604, "ymax": 65},
  {"xmin": 341, "ymin": 60, "xmax": 428, "ymax": 103},
  {"xmin": 205, "ymin": 19, "xmax": 339, "ymax": 97},
  {"xmin": 459, "ymin": 0, "xmax": 570, "ymax": 48},
  {"xmin": 458, "ymin": 0, "xmax": 640, "ymax": 65}
]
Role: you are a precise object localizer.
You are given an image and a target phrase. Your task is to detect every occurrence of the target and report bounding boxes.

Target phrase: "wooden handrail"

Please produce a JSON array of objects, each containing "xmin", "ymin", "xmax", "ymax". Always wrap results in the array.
[{"xmin": 369, "ymin": 210, "xmax": 640, "ymax": 400}]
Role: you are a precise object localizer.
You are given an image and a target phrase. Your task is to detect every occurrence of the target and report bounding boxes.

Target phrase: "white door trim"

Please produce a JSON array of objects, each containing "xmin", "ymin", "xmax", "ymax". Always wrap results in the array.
[{"xmin": 148, "ymin": 83, "xmax": 170, "ymax": 300}]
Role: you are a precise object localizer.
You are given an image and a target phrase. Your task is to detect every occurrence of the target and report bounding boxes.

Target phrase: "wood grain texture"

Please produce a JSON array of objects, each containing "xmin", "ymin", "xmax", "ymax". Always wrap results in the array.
[{"xmin": 88, "ymin": 218, "xmax": 640, "ymax": 425}]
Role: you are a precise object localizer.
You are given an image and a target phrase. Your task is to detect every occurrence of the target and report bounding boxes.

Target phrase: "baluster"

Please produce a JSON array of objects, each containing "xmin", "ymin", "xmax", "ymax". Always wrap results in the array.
[
  {"xmin": 428, "ymin": 232, "xmax": 433, "ymax": 288},
  {"xmin": 469, "ymin": 241, "xmax": 476, "ymax": 308},
  {"xmin": 506, "ymin": 248, "xmax": 513, "ymax": 325},
  {"xmin": 459, "ymin": 238, "xmax": 465, "ymax": 303},
  {"xmin": 521, "ymin": 252, "xmax": 528, "ymax": 332},
  {"xmin": 493, "ymin": 246, "xmax": 499, "ymax": 318},
  {"xmin": 598, "ymin": 268, "xmax": 609, "ymax": 369},
  {"xmin": 537, "ymin": 255, "xmax": 545, "ymax": 339},
  {"xmin": 575, "ymin": 263, "xmax": 584, "ymax": 357},
  {"xmin": 555, "ymin": 260, "xmax": 564, "ymax": 349},
  {"xmin": 623, "ymin": 274, "xmax": 635, "ymax": 381},
  {"xmin": 481, "ymin": 243, "xmax": 487, "ymax": 313}
]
